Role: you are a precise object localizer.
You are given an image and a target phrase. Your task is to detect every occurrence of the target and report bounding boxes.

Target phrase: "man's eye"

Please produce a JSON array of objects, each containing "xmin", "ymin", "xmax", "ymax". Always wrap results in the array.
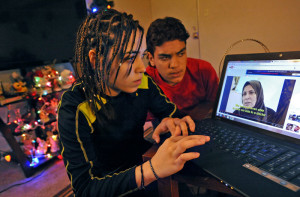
[
  {"xmin": 160, "ymin": 56, "xmax": 169, "ymax": 61},
  {"xmin": 178, "ymin": 52, "xmax": 185, "ymax": 57}
]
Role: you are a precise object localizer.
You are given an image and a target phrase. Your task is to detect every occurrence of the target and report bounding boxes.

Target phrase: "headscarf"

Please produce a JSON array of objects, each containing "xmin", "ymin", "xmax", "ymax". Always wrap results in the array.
[{"xmin": 240, "ymin": 80, "xmax": 268, "ymax": 121}]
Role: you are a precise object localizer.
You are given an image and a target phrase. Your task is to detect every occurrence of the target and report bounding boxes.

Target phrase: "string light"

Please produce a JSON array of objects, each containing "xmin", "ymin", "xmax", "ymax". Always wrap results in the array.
[
  {"xmin": 47, "ymin": 154, "xmax": 52, "ymax": 159},
  {"xmin": 92, "ymin": 7, "xmax": 98, "ymax": 13},
  {"xmin": 90, "ymin": 0, "xmax": 114, "ymax": 13},
  {"xmin": 4, "ymin": 155, "xmax": 11, "ymax": 162},
  {"xmin": 7, "ymin": 75, "xmax": 62, "ymax": 169},
  {"xmin": 46, "ymin": 82, "xmax": 52, "ymax": 87},
  {"xmin": 52, "ymin": 135, "xmax": 58, "ymax": 141},
  {"xmin": 30, "ymin": 157, "xmax": 39, "ymax": 167}
]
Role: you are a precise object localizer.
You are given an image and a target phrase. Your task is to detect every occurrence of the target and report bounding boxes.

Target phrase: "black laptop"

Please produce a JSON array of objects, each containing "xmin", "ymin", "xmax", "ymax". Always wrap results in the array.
[{"xmin": 189, "ymin": 51, "xmax": 300, "ymax": 197}]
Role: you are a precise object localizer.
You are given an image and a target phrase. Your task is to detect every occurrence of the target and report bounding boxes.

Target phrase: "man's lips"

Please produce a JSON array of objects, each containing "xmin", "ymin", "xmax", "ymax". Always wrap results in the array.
[{"xmin": 169, "ymin": 70, "xmax": 182, "ymax": 77}]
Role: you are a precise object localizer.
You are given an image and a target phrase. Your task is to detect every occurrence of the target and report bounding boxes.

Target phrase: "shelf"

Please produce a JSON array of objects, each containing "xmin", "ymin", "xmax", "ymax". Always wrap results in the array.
[
  {"xmin": 0, "ymin": 117, "xmax": 60, "ymax": 177},
  {"xmin": 0, "ymin": 96, "xmax": 24, "ymax": 106}
]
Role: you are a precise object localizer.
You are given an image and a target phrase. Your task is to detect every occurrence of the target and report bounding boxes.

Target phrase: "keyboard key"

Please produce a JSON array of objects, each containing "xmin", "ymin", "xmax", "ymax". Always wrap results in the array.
[
  {"xmin": 262, "ymin": 151, "xmax": 297, "ymax": 169},
  {"xmin": 240, "ymin": 150, "xmax": 247, "ymax": 154},
  {"xmin": 290, "ymin": 175, "xmax": 300, "ymax": 187},
  {"xmin": 249, "ymin": 160, "xmax": 263, "ymax": 166},
  {"xmin": 279, "ymin": 164, "xmax": 300, "ymax": 181},
  {"xmin": 196, "ymin": 120, "xmax": 300, "ymax": 181},
  {"xmin": 248, "ymin": 153, "xmax": 273, "ymax": 163}
]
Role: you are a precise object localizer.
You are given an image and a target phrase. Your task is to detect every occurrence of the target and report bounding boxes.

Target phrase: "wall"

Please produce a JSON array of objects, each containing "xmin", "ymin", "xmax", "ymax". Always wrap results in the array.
[
  {"xmin": 86, "ymin": 0, "xmax": 152, "ymax": 53},
  {"xmin": 150, "ymin": 0, "xmax": 200, "ymax": 59},
  {"xmin": 86, "ymin": 0, "xmax": 200, "ymax": 59},
  {"xmin": 85, "ymin": 0, "xmax": 300, "ymax": 76},
  {"xmin": 114, "ymin": 0, "xmax": 152, "ymax": 54},
  {"xmin": 86, "ymin": 0, "xmax": 152, "ymax": 30},
  {"xmin": 198, "ymin": 0, "xmax": 300, "ymax": 75}
]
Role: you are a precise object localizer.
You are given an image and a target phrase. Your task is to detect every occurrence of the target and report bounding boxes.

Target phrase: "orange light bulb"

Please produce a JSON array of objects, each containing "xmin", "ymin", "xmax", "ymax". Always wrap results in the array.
[{"xmin": 5, "ymin": 155, "xmax": 11, "ymax": 162}]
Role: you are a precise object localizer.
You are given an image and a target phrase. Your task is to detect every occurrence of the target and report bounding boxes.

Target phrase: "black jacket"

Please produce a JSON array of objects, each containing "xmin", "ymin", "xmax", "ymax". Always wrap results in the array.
[{"xmin": 58, "ymin": 74, "xmax": 182, "ymax": 196}]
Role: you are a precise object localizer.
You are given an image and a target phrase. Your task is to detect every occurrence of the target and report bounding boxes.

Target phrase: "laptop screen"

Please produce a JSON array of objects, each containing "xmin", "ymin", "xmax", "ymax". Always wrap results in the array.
[{"xmin": 215, "ymin": 52, "xmax": 300, "ymax": 140}]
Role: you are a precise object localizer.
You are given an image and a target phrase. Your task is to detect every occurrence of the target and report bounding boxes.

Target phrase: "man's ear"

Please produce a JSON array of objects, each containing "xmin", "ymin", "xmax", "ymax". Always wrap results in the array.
[
  {"xmin": 147, "ymin": 52, "xmax": 156, "ymax": 67},
  {"xmin": 88, "ymin": 49, "xmax": 96, "ymax": 69}
]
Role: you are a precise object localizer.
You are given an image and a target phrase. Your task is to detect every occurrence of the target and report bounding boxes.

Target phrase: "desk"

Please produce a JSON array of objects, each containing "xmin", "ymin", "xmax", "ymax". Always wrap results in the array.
[{"xmin": 142, "ymin": 144, "xmax": 243, "ymax": 197}]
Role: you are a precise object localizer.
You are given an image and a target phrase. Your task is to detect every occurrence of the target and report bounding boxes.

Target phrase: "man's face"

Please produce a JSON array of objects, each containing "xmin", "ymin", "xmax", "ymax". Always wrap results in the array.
[{"xmin": 148, "ymin": 40, "xmax": 187, "ymax": 86}]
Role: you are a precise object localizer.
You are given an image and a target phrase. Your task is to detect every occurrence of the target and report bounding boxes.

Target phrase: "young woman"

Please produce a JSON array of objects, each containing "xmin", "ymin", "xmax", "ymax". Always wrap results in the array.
[{"xmin": 58, "ymin": 9, "xmax": 209, "ymax": 196}]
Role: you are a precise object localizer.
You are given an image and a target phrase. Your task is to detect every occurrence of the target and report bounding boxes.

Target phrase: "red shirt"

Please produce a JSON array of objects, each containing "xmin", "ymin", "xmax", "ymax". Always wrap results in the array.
[{"xmin": 146, "ymin": 58, "xmax": 219, "ymax": 112}]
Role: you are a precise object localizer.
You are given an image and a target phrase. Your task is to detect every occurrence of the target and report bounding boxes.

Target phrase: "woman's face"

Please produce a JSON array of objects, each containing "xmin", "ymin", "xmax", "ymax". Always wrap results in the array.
[
  {"xmin": 106, "ymin": 31, "xmax": 145, "ymax": 96},
  {"xmin": 242, "ymin": 85, "xmax": 257, "ymax": 108},
  {"xmin": 89, "ymin": 30, "xmax": 145, "ymax": 97}
]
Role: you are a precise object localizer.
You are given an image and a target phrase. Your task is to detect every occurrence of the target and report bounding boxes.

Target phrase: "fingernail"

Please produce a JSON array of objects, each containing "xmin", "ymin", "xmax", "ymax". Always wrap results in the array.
[{"xmin": 199, "ymin": 139, "xmax": 205, "ymax": 144}]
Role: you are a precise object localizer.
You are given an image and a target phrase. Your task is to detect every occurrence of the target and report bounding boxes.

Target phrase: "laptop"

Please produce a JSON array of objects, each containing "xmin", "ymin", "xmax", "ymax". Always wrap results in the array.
[{"xmin": 189, "ymin": 51, "xmax": 300, "ymax": 197}]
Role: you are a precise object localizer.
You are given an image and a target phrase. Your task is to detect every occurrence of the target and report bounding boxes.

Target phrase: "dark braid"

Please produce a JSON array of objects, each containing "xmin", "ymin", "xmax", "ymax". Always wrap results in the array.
[{"xmin": 73, "ymin": 9, "xmax": 144, "ymax": 124}]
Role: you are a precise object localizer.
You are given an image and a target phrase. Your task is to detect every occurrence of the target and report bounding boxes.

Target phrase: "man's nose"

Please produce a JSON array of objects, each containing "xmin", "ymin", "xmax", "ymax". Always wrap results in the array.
[{"xmin": 169, "ymin": 56, "xmax": 179, "ymax": 69}]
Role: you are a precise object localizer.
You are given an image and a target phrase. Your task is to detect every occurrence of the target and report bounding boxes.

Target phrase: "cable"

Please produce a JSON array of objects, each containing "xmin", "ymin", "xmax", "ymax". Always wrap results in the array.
[
  {"xmin": 0, "ymin": 165, "xmax": 48, "ymax": 194},
  {"xmin": 218, "ymin": 38, "xmax": 270, "ymax": 76}
]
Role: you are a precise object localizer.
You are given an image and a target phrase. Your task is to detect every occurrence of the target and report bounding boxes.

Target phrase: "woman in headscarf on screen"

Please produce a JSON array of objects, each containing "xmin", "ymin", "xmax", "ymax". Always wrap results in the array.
[{"xmin": 233, "ymin": 80, "xmax": 276, "ymax": 123}]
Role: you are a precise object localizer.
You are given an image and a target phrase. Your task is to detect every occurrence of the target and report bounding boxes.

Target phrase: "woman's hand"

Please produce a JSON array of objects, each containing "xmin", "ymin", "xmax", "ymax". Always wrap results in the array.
[
  {"xmin": 152, "ymin": 116, "xmax": 195, "ymax": 143},
  {"xmin": 136, "ymin": 134, "xmax": 210, "ymax": 188},
  {"xmin": 151, "ymin": 135, "xmax": 210, "ymax": 179}
]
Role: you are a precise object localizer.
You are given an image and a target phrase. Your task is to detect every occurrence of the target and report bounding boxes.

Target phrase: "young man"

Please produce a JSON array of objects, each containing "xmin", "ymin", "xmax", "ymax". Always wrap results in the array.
[{"xmin": 146, "ymin": 17, "xmax": 219, "ymax": 120}]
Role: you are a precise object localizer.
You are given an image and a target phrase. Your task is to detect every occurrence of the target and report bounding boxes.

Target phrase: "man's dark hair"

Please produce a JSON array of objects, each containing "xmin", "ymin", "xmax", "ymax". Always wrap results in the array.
[{"xmin": 146, "ymin": 17, "xmax": 190, "ymax": 55}]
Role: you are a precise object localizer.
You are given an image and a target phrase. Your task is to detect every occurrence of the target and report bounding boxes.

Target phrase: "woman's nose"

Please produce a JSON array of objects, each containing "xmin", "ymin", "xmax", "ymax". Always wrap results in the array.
[
  {"xmin": 134, "ymin": 56, "xmax": 146, "ymax": 73},
  {"xmin": 244, "ymin": 93, "xmax": 251, "ymax": 99}
]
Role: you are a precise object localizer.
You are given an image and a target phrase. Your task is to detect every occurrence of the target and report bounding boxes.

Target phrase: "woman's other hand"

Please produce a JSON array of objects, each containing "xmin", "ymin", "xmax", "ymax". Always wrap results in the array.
[{"xmin": 152, "ymin": 116, "xmax": 195, "ymax": 143}]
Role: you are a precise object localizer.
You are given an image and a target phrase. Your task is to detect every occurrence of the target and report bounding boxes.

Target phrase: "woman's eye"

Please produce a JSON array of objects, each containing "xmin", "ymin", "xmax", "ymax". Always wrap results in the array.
[{"xmin": 123, "ymin": 56, "xmax": 135, "ymax": 63}]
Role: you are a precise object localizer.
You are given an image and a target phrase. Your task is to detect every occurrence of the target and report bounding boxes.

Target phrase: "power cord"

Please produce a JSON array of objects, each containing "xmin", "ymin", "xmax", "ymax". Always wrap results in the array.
[
  {"xmin": 218, "ymin": 38, "xmax": 270, "ymax": 76},
  {"xmin": 0, "ymin": 165, "xmax": 48, "ymax": 194}
]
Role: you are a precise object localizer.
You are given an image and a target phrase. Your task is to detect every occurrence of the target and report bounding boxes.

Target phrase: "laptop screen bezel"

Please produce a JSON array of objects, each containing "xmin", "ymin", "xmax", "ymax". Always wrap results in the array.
[{"xmin": 212, "ymin": 51, "xmax": 300, "ymax": 145}]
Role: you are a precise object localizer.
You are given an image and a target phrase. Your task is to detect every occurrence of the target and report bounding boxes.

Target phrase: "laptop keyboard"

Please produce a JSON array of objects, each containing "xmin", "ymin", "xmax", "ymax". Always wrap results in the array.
[{"xmin": 195, "ymin": 121, "xmax": 300, "ymax": 187}]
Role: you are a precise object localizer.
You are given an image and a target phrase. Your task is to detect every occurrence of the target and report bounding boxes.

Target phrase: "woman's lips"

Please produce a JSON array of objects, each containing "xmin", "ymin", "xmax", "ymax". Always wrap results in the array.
[
  {"xmin": 244, "ymin": 102, "xmax": 252, "ymax": 106},
  {"xmin": 133, "ymin": 79, "xmax": 142, "ymax": 85}
]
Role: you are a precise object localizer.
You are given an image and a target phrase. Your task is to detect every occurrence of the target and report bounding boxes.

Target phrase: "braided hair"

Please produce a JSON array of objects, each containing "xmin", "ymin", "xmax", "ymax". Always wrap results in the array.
[{"xmin": 73, "ymin": 9, "xmax": 144, "ymax": 123}]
